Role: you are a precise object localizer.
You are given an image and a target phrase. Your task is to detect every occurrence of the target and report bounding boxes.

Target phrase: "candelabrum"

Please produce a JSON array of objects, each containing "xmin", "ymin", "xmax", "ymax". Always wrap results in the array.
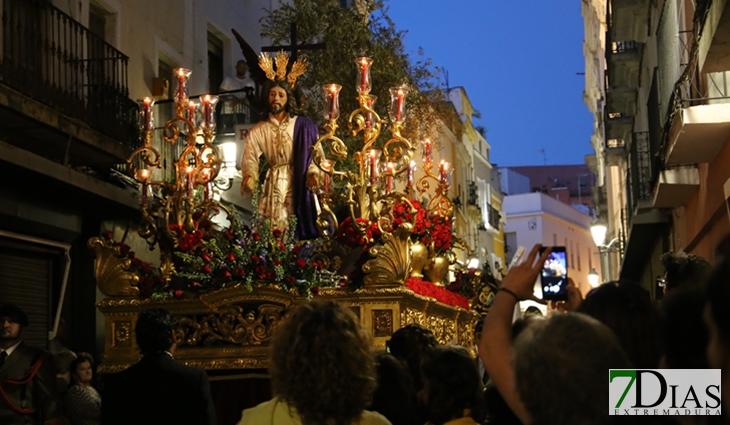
[
  {"xmin": 127, "ymin": 68, "xmax": 229, "ymax": 279},
  {"xmin": 311, "ymin": 57, "xmax": 455, "ymax": 245}
]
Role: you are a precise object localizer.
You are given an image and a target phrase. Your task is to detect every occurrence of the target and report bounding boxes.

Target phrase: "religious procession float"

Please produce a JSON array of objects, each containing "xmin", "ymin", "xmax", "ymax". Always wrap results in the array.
[{"xmin": 90, "ymin": 51, "xmax": 498, "ymax": 375}]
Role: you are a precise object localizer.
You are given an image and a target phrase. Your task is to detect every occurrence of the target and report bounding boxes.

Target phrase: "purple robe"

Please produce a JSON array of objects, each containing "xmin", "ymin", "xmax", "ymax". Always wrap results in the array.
[{"xmin": 292, "ymin": 117, "xmax": 320, "ymax": 240}]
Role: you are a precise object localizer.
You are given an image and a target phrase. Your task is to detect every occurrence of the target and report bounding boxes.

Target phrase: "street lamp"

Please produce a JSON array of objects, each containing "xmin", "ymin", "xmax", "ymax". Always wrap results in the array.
[
  {"xmin": 591, "ymin": 219, "xmax": 619, "ymax": 284},
  {"xmin": 590, "ymin": 221, "xmax": 608, "ymax": 247},
  {"xmin": 588, "ymin": 268, "xmax": 600, "ymax": 288}
]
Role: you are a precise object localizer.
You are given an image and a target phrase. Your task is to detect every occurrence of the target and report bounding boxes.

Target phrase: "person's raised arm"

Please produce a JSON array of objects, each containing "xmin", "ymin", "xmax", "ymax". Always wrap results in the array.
[{"xmin": 479, "ymin": 244, "xmax": 550, "ymax": 425}]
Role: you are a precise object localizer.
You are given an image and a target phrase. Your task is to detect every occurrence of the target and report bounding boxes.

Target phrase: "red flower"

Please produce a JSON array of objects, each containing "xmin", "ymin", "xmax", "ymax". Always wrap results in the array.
[
  {"xmin": 406, "ymin": 277, "xmax": 469, "ymax": 310},
  {"xmin": 101, "ymin": 230, "xmax": 113, "ymax": 240},
  {"xmin": 226, "ymin": 253, "xmax": 236, "ymax": 263},
  {"xmin": 118, "ymin": 244, "xmax": 131, "ymax": 256},
  {"xmin": 277, "ymin": 241, "xmax": 286, "ymax": 251},
  {"xmin": 222, "ymin": 271, "xmax": 231, "ymax": 279},
  {"xmin": 251, "ymin": 255, "xmax": 260, "ymax": 264},
  {"xmin": 235, "ymin": 268, "xmax": 245, "ymax": 277},
  {"xmin": 286, "ymin": 276, "xmax": 296, "ymax": 284},
  {"xmin": 253, "ymin": 233, "xmax": 260, "ymax": 241},
  {"xmin": 130, "ymin": 258, "xmax": 143, "ymax": 269},
  {"xmin": 202, "ymin": 254, "xmax": 212, "ymax": 263},
  {"xmin": 173, "ymin": 289, "xmax": 183, "ymax": 298},
  {"xmin": 190, "ymin": 281, "xmax": 200, "ymax": 288},
  {"xmin": 202, "ymin": 265, "xmax": 212, "ymax": 274},
  {"xmin": 139, "ymin": 276, "xmax": 155, "ymax": 298},
  {"xmin": 267, "ymin": 271, "xmax": 275, "ymax": 280},
  {"xmin": 273, "ymin": 260, "xmax": 282, "ymax": 266},
  {"xmin": 293, "ymin": 246, "xmax": 302, "ymax": 255},
  {"xmin": 312, "ymin": 262, "xmax": 323, "ymax": 270},
  {"xmin": 272, "ymin": 229, "xmax": 282, "ymax": 238},
  {"xmin": 224, "ymin": 230, "xmax": 234, "ymax": 240},
  {"xmin": 255, "ymin": 265, "xmax": 266, "ymax": 279},
  {"xmin": 311, "ymin": 286, "xmax": 319, "ymax": 295},
  {"xmin": 141, "ymin": 263, "xmax": 152, "ymax": 274},
  {"xmin": 296, "ymin": 259, "xmax": 306, "ymax": 268}
]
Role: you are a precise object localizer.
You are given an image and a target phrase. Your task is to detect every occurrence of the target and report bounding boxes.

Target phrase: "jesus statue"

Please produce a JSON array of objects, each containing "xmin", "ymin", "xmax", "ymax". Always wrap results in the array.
[{"xmin": 240, "ymin": 53, "xmax": 322, "ymax": 240}]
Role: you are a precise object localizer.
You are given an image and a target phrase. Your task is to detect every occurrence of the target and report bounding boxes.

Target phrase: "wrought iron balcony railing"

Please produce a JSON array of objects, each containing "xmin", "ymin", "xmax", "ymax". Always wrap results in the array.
[
  {"xmin": 1, "ymin": 0, "xmax": 137, "ymax": 148},
  {"xmin": 627, "ymin": 132, "xmax": 654, "ymax": 215}
]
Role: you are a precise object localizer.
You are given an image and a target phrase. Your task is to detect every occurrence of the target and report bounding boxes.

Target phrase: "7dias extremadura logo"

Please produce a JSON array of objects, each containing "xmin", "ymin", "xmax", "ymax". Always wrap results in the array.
[{"xmin": 609, "ymin": 369, "xmax": 721, "ymax": 416}]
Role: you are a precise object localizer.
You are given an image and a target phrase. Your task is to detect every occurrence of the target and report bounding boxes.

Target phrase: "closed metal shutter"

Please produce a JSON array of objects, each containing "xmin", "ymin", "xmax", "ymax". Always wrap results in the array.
[{"xmin": 0, "ymin": 248, "xmax": 51, "ymax": 349}]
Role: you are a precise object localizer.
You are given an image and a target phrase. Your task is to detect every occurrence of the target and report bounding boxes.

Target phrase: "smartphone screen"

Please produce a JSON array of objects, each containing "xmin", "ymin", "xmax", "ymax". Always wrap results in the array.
[{"xmin": 540, "ymin": 246, "xmax": 568, "ymax": 301}]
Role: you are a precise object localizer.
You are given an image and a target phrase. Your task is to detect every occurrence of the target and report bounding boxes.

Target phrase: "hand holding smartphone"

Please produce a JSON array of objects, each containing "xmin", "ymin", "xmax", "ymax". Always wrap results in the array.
[{"xmin": 539, "ymin": 246, "xmax": 568, "ymax": 301}]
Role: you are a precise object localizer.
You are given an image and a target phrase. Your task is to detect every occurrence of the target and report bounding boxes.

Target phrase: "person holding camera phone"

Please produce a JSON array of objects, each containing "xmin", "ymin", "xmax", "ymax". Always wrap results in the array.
[{"xmin": 479, "ymin": 245, "xmax": 632, "ymax": 425}]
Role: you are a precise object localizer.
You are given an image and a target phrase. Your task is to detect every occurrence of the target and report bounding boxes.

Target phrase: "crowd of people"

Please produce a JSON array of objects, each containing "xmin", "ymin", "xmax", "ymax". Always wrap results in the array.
[{"xmin": 1, "ymin": 236, "xmax": 729, "ymax": 424}]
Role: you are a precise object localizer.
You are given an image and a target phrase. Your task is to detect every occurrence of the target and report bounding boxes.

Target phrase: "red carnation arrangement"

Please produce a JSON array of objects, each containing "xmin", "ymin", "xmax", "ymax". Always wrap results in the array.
[
  {"xmin": 406, "ymin": 277, "xmax": 469, "ymax": 310},
  {"xmin": 336, "ymin": 217, "xmax": 382, "ymax": 248},
  {"xmin": 392, "ymin": 198, "xmax": 453, "ymax": 254}
]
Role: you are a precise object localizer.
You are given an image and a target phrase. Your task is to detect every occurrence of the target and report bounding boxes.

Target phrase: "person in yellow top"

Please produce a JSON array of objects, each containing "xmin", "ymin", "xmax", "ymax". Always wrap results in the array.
[{"xmin": 236, "ymin": 301, "xmax": 391, "ymax": 425}]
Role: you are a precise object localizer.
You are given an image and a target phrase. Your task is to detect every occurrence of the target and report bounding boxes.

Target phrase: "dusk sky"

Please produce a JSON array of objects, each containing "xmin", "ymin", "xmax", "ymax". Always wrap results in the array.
[{"xmin": 387, "ymin": 1, "xmax": 595, "ymax": 167}]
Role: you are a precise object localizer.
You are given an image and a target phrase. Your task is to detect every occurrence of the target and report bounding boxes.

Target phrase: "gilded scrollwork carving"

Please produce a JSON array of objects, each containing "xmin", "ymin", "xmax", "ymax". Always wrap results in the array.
[
  {"xmin": 362, "ymin": 224, "xmax": 412, "ymax": 286},
  {"xmin": 401, "ymin": 308, "xmax": 426, "ymax": 327},
  {"xmin": 88, "ymin": 237, "xmax": 140, "ymax": 297},
  {"xmin": 428, "ymin": 316, "xmax": 456, "ymax": 345},
  {"xmin": 175, "ymin": 304, "xmax": 285, "ymax": 347}
]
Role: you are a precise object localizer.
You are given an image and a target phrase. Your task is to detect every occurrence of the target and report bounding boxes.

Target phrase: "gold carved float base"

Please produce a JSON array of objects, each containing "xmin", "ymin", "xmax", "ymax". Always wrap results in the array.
[{"xmin": 97, "ymin": 284, "xmax": 477, "ymax": 373}]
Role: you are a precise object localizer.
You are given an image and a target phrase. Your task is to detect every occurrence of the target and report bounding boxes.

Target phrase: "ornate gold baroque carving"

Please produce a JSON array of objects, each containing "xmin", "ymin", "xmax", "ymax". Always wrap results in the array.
[
  {"xmin": 372, "ymin": 309, "xmax": 393, "ymax": 337},
  {"xmin": 88, "ymin": 237, "xmax": 140, "ymax": 297},
  {"xmin": 175, "ymin": 304, "xmax": 285, "ymax": 347},
  {"xmin": 428, "ymin": 316, "xmax": 455, "ymax": 345},
  {"xmin": 362, "ymin": 224, "xmax": 412, "ymax": 286},
  {"xmin": 112, "ymin": 321, "xmax": 132, "ymax": 347},
  {"xmin": 401, "ymin": 308, "xmax": 426, "ymax": 327}
]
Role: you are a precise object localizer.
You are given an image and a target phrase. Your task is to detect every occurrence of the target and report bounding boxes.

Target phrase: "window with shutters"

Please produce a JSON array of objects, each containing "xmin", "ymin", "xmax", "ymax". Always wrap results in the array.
[{"xmin": 0, "ymin": 240, "xmax": 63, "ymax": 349}]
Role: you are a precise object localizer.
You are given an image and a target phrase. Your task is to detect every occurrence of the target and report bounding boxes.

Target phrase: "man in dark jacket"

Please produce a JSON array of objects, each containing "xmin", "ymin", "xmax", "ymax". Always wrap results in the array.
[
  {"xmin": 0, "ymin": 304, "xmax": 67, "ymax": 425},
  {"xmin": 101, "ymin": 308, "xmax": 216, "ymax": 425}
]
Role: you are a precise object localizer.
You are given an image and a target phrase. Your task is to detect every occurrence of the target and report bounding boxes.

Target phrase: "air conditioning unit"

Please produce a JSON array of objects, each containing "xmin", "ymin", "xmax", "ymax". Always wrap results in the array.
[{"xmin": 151, "ymin": 77, "xmax": 169, "ymax": 100}]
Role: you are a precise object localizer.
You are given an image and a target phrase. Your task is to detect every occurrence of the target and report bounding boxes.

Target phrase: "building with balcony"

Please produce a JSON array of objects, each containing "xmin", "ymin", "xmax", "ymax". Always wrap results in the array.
[
  {"xmin": 0, "ymin": 0, "xmax": 267, "ymax": 366},
  {"xmin": 587, "ymin": 0, "xmax": 730, "ymax": 292},
  {"xmin": 445, "ymin": 87, "xmax": 506, "ymax": 277}
]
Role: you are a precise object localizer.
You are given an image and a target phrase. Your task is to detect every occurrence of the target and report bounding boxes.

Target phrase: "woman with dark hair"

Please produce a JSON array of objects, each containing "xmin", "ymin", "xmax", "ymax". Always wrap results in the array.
[
  {"xmin": 236, "ymin": 300, "xmax": 390, "ymax": 425},
  {"xmin": 576, "ymin": 280, "xmax": 663, "ymax": 369},
  {"xmin": 387, "ymin": 323, "xmax": 437, "ymax": 393},
  {"xmin": 369, "ymin": 353, "xmax": 419, "ymax": 425},
  {"xmin": 64, "ymin": 355, "xmax": 100, "ymax": 425},
  {"xmin": 419, "ymin": 346, "xmax": 486, "ymax": 425}
]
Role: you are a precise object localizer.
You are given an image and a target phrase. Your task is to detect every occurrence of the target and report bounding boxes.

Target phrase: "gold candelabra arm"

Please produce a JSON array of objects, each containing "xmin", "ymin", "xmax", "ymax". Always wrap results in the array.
[
  {"xmin": 348, "ymin": 92, "xmax": 382, "ymax": 153},
  {"xmin": 316, "ymin": 195, "xmax": 339, "ymax": 237},
  {"xmin": 382, "ymin": 121, "xmax": 415, "ymax": 168},
  {"xmin": 415, "ymin": 160, "xmax": 436, "ymax": 196},
  {"xmin": 311, "ymin": 119, "xmax": 349, "ymax": 179}
]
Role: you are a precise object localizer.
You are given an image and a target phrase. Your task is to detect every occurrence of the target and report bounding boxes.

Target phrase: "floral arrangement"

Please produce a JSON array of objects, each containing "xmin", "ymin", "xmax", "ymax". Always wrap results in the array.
[
  {"xmin": 101, "ymin": 207, "xmax": 329, "ymax": 300},
  {"xmin": 100, "ymin": 231, "xmax": 165, "ymax": 298},
  {"xmin": 335, "ymin": 216, "xmax": 382, "ymax": 248},
  {"xmin": 392, "ymin": 198, "xmax": 454, "ymax": 254},
  {"xmin": 406, "ymin": 277, "xmax": 469, "ymax": 310},
  {"xmin": 446, "ymin": 268, "xmax": 479, "ymax": 299}
]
